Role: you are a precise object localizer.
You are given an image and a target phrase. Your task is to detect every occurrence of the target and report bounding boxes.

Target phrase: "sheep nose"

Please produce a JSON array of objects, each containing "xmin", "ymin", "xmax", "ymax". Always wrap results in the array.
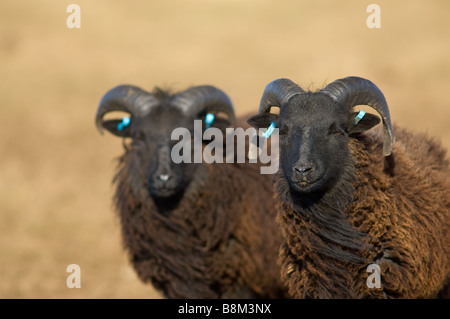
[
  {"xmin": 158, "ymin": 174, "xmax": 171, "ymax": 181},
  {"xmin": 294, "ymin": 165, "xmax": 314, "ymax": 175}
]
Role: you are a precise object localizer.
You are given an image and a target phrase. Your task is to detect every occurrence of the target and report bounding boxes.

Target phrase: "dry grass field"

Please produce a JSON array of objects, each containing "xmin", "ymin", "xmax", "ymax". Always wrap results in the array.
[{"xmin": 1, "ymin": 0, "xmax": 449, "ymax": 298}]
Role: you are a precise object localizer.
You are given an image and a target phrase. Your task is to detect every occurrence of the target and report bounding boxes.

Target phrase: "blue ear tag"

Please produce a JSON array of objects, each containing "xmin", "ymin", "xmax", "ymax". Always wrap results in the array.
[
  {"xmin": 262, "ymin": 121, "xmax": 276, "ymax": 138},
  {"xmin": 117, "ymin": 117, "xmax": 131, "ymax": 131},
  {"xmin": 354, "ymin": 110, "xmax": 366, "ymax": 125},
  {"xmin": 205, "ymin": 113, "xmax": 215, "ymax": 129}
]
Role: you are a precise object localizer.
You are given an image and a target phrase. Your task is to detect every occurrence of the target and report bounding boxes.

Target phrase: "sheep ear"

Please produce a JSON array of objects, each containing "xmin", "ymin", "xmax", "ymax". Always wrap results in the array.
[
  {"xmin": 201, "ymin": 112, "xmax": 233, "ymax": 133},
  {"xmin": 203, "ymin": 115, "xmax": 231, "ymax": 132},
  {"xmin": 347, "ymin": 111, "xmax": 381, "ymax": 135},
  {"xmin": 247, "ymin": 113, "xmax": 279, "ymax": 129},
  {"xmin": 101, "ymin": 118, "xmax": 132, "ymax": 137}
]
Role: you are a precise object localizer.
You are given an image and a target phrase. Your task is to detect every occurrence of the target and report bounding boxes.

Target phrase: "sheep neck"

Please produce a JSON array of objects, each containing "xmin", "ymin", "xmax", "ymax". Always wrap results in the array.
[
  {"xmin": 274, "ymin": 140, "xmax": 370, "ymax": 298},
  {"xmin": 114, "ymin": 159, "xmax": 245, "ymax": 250}
]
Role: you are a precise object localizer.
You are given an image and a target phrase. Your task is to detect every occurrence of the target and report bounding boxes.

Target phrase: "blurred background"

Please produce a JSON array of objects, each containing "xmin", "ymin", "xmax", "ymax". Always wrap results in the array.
[{"xmin": 1, "ymin": 0, "xmax": 449, "ymax": 298}]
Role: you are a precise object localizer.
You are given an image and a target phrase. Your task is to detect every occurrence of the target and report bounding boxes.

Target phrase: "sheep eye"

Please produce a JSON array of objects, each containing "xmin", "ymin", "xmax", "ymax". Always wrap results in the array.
[
  {"xmin": 328, "ymin": 123, "xmax": 344, "ymax": 137},
  {"xmin": 333, "ymin": 128, "xmax": 346, "ymax": 137},
  {"xmin": 279, "ymin": 125, "xmax": 288, "ymax": 136},
  {"xmin": 133, "ymin": 131, "xmax": 146, "ymax": 142}
]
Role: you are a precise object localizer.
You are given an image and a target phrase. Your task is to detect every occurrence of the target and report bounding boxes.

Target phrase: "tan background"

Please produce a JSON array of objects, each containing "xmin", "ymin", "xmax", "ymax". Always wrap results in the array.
[{"xmin": 1, "ymin": 0, "xmax": 449, "ymax": 298}]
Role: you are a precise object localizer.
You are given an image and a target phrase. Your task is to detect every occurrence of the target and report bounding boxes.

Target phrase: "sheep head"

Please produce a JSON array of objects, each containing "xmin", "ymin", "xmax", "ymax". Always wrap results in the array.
[
  {"xmin": 248, "ymin": 76, "xmax": 394, "ymax": 194},
  {"xmin": 96, "ymin": 84, "xmax": 235, "ymax": 200}
]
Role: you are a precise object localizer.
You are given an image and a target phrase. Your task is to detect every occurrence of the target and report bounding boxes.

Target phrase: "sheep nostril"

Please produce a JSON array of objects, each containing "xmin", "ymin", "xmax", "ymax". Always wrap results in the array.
[
  {"xmin": 294, "ymin": 165, "xmax": 313, "ymax": 174},
  {"xmin": 158, "ymin": 174, "xmax": 171, "ymax": 181}
]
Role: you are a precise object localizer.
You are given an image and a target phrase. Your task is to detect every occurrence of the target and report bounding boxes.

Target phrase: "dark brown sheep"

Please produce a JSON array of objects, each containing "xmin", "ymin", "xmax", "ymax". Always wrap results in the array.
[
  {"xmin": 96, "ymin": 84, "xmax": 287, "ymax": 298},
  {"xmin": 248, "ymin": 76, "xmax": 450, "ymax": 298}
]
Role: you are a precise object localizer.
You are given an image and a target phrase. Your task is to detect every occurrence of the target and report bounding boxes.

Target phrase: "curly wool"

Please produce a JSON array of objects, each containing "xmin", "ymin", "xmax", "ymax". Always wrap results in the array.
[
  {"xmin": 113, "ymin": 146, "xmax": 287, "ymax": 299},
  {"xmin": 277, "ymin": 126, "xmax": 450, "ymax": 298}
]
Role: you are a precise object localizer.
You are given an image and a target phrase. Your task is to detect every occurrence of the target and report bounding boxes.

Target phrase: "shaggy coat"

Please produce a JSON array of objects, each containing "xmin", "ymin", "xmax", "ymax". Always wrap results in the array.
[
  {"xmin": 277, "ymin": 126, "xmax": 450, "ymax": 298},
  {"xmin": 113, "ymin": 119, "xmax": 287, "ymax": 299}
]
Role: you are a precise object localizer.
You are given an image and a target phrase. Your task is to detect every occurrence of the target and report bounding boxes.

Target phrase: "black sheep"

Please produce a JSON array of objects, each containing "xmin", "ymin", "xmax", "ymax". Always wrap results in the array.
[
  {"xmin": 96, "ymin": 84, "xmax": 288, "ymax": 298},
  {"xmin": 248, "ymin": 76, "xmax": 450, "ymax": 298}
]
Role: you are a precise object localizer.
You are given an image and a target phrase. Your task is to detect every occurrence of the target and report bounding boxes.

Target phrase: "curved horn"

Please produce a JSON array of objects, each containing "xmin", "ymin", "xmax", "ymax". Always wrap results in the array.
[
  {"xmin": 258, "ymin": 78, "xmax": 305, "ymax": 113},
  {"xmin": 171, "ymin": 85, "xmax": 235, "ymax": 123},
  {"xmin": 320, "ymin": 76, "xmax": 394, "ymax": 156},
  {"xmin": 247, "ymin": 79, "xmax": 304, "ymax": 160},
  {"xmin": 95, "ymin": 85, "xmax": 159, "ymax": 134}
]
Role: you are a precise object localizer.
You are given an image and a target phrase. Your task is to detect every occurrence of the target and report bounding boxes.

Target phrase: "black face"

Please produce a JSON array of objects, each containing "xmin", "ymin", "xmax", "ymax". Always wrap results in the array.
[
  {"xmin": 248, "ymin": 93, "xmax": 380, "ymax": 194},
  {"xmin": 278, "ymin": 94, "xmax": 350, "ymax": 193},
  {"xmin": 102, "ymin": 105, "xmax": 203, "ymax": 199},
  {"xmin": 129, "ymin": 106, "xmax": 199, "ymax": 199},
  {"xmin": 102, "ymin": 102, "xmax": 233, "ymax": 200}
]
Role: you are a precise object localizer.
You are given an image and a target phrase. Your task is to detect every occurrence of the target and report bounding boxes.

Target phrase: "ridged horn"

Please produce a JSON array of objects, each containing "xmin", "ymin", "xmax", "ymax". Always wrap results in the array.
[
  {"xmin": 258, "ymin": 78, "xmax": 305, "ymax": 113},
  {"xmin": 95, "ymin": 85, "xmax": 159, "ymax": 134},
  {"xmin": 247, "ymin": 79, "xmax": 304, "ymax": 160},
  {"xmin": 171, "ymin": 85, "xmax": 235, "ymax": 123},
  {"xmin": 320, "ymin": 76, "xmax": 394, "ymax": 156}
]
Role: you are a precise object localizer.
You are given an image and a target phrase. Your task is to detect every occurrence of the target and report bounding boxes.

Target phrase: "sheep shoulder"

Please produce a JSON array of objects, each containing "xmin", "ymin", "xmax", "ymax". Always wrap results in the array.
[
  {"xmin": 278, "ymin": 125, "xmax": 450, "ymax": 298},
  {"xmin": 349, "ymin": 126, "xmax": 450, "ymax": 298},
  {"xmin": 113, "ymin": 145, "xmax": 283, "ymax": 298}
]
